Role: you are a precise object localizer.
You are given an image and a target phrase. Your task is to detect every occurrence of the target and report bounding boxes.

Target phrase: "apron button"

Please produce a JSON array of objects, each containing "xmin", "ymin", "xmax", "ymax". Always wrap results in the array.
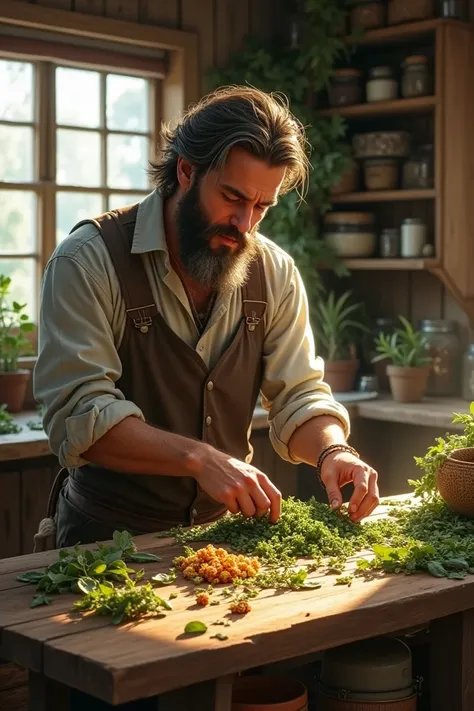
[
  {"xmin": 140, "ymin": 325, "xmax": 149, "ymax": 333},
  {"xmin": 205, "ymin": 415, "xmax": 212, "ymax": 426},
  {"xmin": 192, "ymin": 508, "xmax": 198, "ymax": 517},
  {"xmin": 206, "ymin": 381, "xmax": 214, "ymax": 391}
]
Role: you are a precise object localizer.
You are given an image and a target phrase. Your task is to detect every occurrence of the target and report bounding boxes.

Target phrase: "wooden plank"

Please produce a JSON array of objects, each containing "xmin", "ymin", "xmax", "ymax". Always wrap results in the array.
[
  {"xmin": 215, "ymin": 0, "xmax": 250, "ymax": 66},
  {"xmin": 73, "ymin": 0, "xmax": 105, "ymax": 15},
  {"xmin": 0, "ymin": 684, "xmax": 28, "ymax": 711},
  {"xmin": 139, "ymin": 0, "xmax": 180, "ymax": 27},
  {"xmin": 105, "ymin": 0, "xmax": 139, "ymax": 22},
  {"xmin": 20, "ymin": 468, "xmax": 55, "ymax": 556},
  {"xmin": 160, "ymin": 675, "xmax": 234, "ymax": 711},
  {"xmin": 0, "ymin": 662, "xmax": 27, "ymax": 692},
  {"xmin": 181, "ymin": 0, "xmax": 214, "ymax": 95},
  {"xmin": 249, "ymin": 0, "xmax": 273, "ymax": 43},
  {"xmin": 0, "ymin": 472, "xmax": 21, "ymax": 560},
  {"xmin": 356, "ymin": 395, "xmax": 469, "ymax": 429},
  {"xmin": 409, "ymin": 271, "xmax": 444, "ymax": 325},
  {"xmin": 431, "ymin": 610, "xmax": 474, "ymax": 711},
  {"xmin": 28, "ymin": 671, "xmax": 69, "ymax": 711},
  {"xmin": 35, "ymin": 0, "xmax": 72, "ymax": 8}
]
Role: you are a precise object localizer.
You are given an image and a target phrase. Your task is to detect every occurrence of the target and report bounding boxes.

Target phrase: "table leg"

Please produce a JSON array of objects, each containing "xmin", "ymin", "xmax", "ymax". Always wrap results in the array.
[
  {"xmin": 430, "ymin": 610, "xmax": 474, "ymax": 711},
  {"xmin": 158, "ymin": 674, "xmax": 234, "ymax": 711},
  {"xmin": 28, "ymin": 671, "xmax": 70, "ymax": 711}
]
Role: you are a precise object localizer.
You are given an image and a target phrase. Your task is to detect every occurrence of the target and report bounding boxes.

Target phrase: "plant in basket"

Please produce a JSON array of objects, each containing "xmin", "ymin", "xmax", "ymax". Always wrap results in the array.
[
  {"xmin": 313, "ymin": 290, "xmax": 369, "ymax": 393},
  {"xmin": 372, "ymin": 315, "xmax": 431, "ymax": 403},
  {"xmin": 0, "ymin": 275, "xmax": 34, "ymax": 412}
]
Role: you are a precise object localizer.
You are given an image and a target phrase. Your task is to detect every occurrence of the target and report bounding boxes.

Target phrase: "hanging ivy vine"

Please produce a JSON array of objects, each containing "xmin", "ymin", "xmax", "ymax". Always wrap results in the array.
[{"xmin": 207, "ymin": 0, "xmax": 351, "ymax": 319}]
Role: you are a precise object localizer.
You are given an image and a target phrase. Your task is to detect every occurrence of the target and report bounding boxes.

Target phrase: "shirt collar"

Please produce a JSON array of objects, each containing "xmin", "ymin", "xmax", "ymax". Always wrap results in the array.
[{"xmin": 131, "ymin": 189, "xmax": 168, "ymax": 255}]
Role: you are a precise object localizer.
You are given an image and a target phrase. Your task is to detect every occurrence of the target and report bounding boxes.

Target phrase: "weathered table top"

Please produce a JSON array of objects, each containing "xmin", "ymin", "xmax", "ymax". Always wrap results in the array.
[{"xmin": 1, "ymin": 497, "xmax": 473, "ymax": 706}]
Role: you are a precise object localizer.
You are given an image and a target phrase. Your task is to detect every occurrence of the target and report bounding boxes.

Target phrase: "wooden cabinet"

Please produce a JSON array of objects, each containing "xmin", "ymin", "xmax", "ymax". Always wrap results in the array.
[{"xmin": 321, "ymin": 18, "xmax": 474, "ymax": 325}]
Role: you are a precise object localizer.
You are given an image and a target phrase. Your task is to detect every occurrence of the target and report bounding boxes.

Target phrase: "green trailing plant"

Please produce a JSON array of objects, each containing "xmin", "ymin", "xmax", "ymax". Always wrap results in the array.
[
  {"xmin": 313, "ymin": 290, "xmax": 369, "ymax": 361},
  {"xmin": 206, "ymin": 0, "xmax": 351, "ymax": 319},
  {"xmin": 0, "ymin": 403, "xmax": 21, "ymax": 434},
  {"xmin": 0, "ymin": 275, "xmax": 34, "ymax": 372},
  {"xmin": 410, "ymin": 403, "xmax": 474, "ymax": 500},
  {"xmin": 372, "ymin": 315, "xmax": 432, "ymax": 368}
]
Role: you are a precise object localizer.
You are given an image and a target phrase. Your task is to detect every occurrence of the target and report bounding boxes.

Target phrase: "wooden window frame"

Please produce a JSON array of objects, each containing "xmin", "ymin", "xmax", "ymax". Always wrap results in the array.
[{"xmin": 0, "ymin": 0, "xmax": 199, "ymax": 355}]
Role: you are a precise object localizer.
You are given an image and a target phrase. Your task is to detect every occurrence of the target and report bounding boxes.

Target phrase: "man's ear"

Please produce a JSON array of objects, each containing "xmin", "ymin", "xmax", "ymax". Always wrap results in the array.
[{"xmin": 177, "ymin": 157, "xmax": 194, "ymax": 189}]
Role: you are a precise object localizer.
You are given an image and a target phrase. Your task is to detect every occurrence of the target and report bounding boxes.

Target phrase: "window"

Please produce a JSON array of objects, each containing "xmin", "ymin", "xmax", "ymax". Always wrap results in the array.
[{"xmin": 0, "ymin": 58, "xmax": 155, "ymax": 317}]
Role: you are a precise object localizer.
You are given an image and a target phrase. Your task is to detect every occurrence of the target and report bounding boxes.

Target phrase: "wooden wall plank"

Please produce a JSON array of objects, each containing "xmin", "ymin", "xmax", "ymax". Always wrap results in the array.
[
  {"xmin": 104, "ymin": 0, "xmax": 139, "ymax": 21},
  {"xmin": 409, "ymin": 271, "xmax": 444, "ymax": 325},
  {"xmin": 35, "ymin": 0, "xmax": 73, "ymax": 8},
  {"xmin": 215, "ymin": 0, "xmax": 251, "ymax": 66},
  {"xmin": 73, "ymin": 0, "xmax": 105, "ymax": 15},
  {"xmin": 181, "ymin": 0, "xmax": 214, "ymax": 95},
  {"xmin": 139, "ymin": 0, "xmax": 180, "ymax": 27},
  {"xmin": 0, "ymin": 473, "xmax": 21, "ymax": 559}
]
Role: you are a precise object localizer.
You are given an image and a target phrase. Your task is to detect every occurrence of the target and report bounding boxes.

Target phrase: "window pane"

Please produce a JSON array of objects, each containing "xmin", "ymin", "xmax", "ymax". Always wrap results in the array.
[
  {"xmin": 108, "ymin": 193, "xmax": 148, "ymax": 211},
  {"xmin": 56, "ymin": 192, "xmax": 104, "ymax": 245},
  {"xmin": 0, "ymin": 125, "xmax": 34, "ymax": 182},
  {"xmin": 106, "ymin": 74, "xmax": 148, "ymax": 132},
  {"xmin": 0, "ymin": 259, "xmax": 36, "ymax": 316},
  {"xmin": 56, "ymin": 129, "xmax": 101, "ymax": 187},
  {"xmin": 56, "ymin": 67, "xmax": 101, "ymax": 128},
  {"xmin": 0, "ymin": 191, "xmax": 36, "ymax": 254},
  {"xmin": 0, "ymin": 60, "xmax": 34, "ymax": 122},
  {"xmin": 107, "ymin": 134, "xmax": 148, "ymax": 189}
]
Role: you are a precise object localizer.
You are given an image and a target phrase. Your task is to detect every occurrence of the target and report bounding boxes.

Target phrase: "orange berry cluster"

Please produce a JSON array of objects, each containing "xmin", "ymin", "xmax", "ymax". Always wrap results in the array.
[
  {"xmin": 175, "ymin": 544, "xmax": 260, "ymax": 585},
  {"xmin": 230, "ymin": 599, "xmax": 252, "ymax": 614},
  {"xmin": 195, "ymin": 592, "xmax": 210, "ymax": 606}
]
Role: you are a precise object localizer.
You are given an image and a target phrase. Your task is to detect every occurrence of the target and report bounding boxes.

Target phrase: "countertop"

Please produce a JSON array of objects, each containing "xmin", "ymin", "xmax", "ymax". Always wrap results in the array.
[{"xmin": 0, "ymin": 395, "xmax": 470, "ymax": 463}]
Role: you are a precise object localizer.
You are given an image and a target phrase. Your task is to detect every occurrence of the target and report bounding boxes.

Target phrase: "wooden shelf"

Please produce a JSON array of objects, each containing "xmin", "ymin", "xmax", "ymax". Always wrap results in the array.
[
  {"xmin": 318, "ymin": 95, "xmax": 436, "ymax": 119},
  {"xmin": 331, "ymin": 189, "xmax": 435, "ymax": 204},
  {"xmin": 345, "ymin": 18, "xmax": 464, "ymax": 46},
  {"xmin": 342, "ymin": 258, "xmax": 439, "ymax": 270}
]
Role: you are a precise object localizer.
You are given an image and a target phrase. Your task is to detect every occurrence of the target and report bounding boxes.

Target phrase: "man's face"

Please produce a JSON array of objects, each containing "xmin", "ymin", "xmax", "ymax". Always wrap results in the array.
[{"xmin": 175, "ymin": 146, "xmax": 285, "ymax": 294}]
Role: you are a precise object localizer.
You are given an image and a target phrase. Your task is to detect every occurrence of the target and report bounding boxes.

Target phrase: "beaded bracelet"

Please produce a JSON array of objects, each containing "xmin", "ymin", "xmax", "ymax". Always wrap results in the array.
[{"xmin": 315, "ymin": 443, "xmax": 360, "ymax": 484}]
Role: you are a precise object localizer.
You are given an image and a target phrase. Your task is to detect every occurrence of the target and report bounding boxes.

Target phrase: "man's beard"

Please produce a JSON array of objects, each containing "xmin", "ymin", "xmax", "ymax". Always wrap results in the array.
[{"xmin": 175, "ymin": 179, "xmax": 259, "ymax": 295}]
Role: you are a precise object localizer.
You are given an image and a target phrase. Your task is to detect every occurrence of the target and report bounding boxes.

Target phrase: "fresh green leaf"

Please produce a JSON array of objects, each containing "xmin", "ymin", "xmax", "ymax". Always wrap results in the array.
[
  {"xmin": 16, "ymin": 571, "xmax": 45, "ymax": 584},
  {"xmin": 426, "ymin": 561, "xmax": 448, "ymax": 578},
  {"xmin": 128, "ymin": 552, "xmax": 162, "ymax": 563},
  {"xmin": 77, "ymin": 577, "xmax": 99, "ymax": 594},
  {"xmin": 184, "ymin": 621, "xmax": 208, "ymax": 634},
  {"xmin": 151, "ymin": 572, "xmax": 176, "ymax": 586},
  {"xmin": 31, "ymin": 594, "xmax": 53, "ymax": 608}
]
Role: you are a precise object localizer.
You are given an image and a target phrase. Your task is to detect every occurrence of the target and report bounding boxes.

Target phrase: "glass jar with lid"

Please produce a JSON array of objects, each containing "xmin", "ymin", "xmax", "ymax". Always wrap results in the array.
[
  {"xmin": 366, "ymin": 66, "xmax": 398, "ymax": 103},
  {"xmin": 402, "ymin": 144, "xmax": 434, "ymax": 189},
  {"xmin": 401, "ymin": 55, "xmax": 432, "ymax": 98},
  {"xmin": 420, "ymin": 319, "xmax": 461, "ymax": 396},
  {"xmin": 462, "ymin": 344, "xmax": 474, "ymax": 401}
]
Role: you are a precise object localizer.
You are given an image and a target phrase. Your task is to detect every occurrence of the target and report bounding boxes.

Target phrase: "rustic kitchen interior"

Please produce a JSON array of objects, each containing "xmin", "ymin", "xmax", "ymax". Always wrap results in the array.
[{"xmin": 1, "ymin": 0, "xmax": 474, "ymax": 709}]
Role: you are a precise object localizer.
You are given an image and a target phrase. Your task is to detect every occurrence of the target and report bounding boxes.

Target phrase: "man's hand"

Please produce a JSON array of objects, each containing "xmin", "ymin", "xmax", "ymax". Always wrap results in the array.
[
  {"xmin": 193, "ymin": 446, "xmax": 282, "ymax": 523},
  {"xmin": 319, "ymin": 450, "xmax": 379, "ymax": 523}
]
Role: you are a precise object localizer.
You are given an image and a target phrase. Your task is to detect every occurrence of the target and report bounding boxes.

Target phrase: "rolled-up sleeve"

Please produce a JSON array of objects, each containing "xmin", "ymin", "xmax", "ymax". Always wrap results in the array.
[
  {"xmin": 260, "ymin": 256, "xmax": 351, "ymax": 463},
  {"xmin": 34, "ymin": 253, "xmax": 144, "ymax": 468}
]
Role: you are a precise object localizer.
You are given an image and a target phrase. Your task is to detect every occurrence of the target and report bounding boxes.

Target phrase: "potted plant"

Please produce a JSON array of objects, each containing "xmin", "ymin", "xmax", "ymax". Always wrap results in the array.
[
  {"xmin": 313, "ymin": 290, "xmax": 369, "ymax": 393},
  {"xmin": 0, "ymin": 275, "xmax": 34, "ymax": 412},
  {"xmin": 372, "ymin": 315, "xmax": 431, "ymax": 403}
]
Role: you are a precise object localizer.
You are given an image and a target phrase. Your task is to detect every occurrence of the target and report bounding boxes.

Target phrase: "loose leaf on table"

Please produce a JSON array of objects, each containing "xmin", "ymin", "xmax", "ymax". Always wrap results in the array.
[
  {"xmin": 31, "ymin": 594, "xmax": 53, "ymax": 608},
  {"xmin": 184, "ymin": 621, "xmax": 208, "ymax": 634},
  {"xmin": 151, "ymin": 571, "xmax": 177, "ymax": 586},
  {"xmin": 426, "ymin": 561, "xmax": 448, "ymax": 578},
  {"xmin": 128, "ymin": 552, "xmax": 162, "ymax": 563},
  {"xmin": 16, "ymin": 571, "xmax": 45, "ymax": 584}
]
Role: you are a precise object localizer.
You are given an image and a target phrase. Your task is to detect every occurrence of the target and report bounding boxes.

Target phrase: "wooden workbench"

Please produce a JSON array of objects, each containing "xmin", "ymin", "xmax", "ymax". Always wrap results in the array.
[{"xmin": 0, "ymin": 499, "xmax": 473, "ymax": 710}]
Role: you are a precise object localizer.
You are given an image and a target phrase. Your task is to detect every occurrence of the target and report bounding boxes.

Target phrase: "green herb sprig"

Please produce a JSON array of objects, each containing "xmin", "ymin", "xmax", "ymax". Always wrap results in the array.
[{"xmin": 73, "ymin": 578, "xmax": 172, "ymax": 625}]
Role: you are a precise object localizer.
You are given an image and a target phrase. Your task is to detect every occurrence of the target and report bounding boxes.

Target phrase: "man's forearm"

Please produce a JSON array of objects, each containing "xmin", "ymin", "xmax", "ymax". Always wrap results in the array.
[
  {"xmin": 287, "ymin": 415, "xmax": 347, "ymax": 466},
  {"xmin": 83, "ymin": 416, "xmax": 204, "ymax": 477}
]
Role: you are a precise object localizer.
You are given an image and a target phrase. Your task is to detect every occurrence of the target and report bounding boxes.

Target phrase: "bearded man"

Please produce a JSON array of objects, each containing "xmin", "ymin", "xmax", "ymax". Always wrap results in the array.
[{"xmin": 34, "ymin": 86, "xmax": 379, "ymax": 549}]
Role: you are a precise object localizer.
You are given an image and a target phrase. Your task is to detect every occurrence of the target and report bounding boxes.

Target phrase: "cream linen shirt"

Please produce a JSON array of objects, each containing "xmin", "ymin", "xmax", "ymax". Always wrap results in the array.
[{"xmin": 34, "ymin": 190, "xmax": 351, "ymax": 470}]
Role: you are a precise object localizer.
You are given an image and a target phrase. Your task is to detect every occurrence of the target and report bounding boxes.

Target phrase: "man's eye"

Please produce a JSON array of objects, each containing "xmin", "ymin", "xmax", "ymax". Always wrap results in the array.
[{"xmin": 223, "ymin": 193, "xmax": 239, "ymax": 203}]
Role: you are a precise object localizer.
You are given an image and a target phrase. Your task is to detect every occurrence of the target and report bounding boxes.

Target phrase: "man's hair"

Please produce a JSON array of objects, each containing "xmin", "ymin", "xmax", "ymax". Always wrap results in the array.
[{"xmin": 149, "ymin": 85, "xmax": 310, "ymax": 199}]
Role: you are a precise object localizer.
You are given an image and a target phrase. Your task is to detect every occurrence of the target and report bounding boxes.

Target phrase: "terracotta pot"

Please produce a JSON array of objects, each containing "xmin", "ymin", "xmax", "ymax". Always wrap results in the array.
[
  {"xmin": 0, "ymin": 370, "xmax": 30, "ymax": 413},
  {"xmin": 437, "ymin": 447, "xmax": 474, "ymax": 518},
  {"xmin": 386, "ymin": 365, "xmax": 429, "ymax": 403},
  {"xmin": 232, "ymin": 675, "xmax": 308, "ymax": 710},
  {"xmin": 324, "ymin": 359, "xmax": 359, "ymax": 393}
]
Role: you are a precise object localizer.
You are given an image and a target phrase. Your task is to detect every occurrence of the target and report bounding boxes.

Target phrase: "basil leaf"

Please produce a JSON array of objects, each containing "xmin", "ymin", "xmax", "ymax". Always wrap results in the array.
[
  {"xmin": 151, "ymin": 573, "xmax": 176, "ymax": 586},
  {"xmin": 31, "ymin": 594, "xmax": 53, "ymax": 608},
  {"xmin": 427, "ymin": 561, "xmax": 448, "ymax": 578},
  {"xmin": 128, "ymin": 552, "xmax": 162, "ymax": 563},
  {"xmin": 184, "ymin": 621, "xmax": 208, "ymax": 634},
  {"xmin": 16, "ymin": 571, "xmax": 45, "ymax": 584}
]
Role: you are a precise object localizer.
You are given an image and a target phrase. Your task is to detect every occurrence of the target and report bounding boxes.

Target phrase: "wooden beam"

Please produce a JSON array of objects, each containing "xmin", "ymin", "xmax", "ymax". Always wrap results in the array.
[
  {"xmin": 159, "ymin": 676, "xmax": 234, "ymax": 711},
  {"xmin": 431, "ymin": 611, "xmax": 474, "ymax": 711}
]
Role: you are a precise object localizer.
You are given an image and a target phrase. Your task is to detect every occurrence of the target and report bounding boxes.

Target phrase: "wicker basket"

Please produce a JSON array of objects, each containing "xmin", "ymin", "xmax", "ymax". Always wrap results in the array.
[{"xmin": 437, "ymin": 447, "xmax": 474, "ymax": 517}]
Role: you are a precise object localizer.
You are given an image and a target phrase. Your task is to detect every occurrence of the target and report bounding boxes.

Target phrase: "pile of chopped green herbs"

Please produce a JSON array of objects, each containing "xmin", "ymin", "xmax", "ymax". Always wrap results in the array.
[
  {"xmin": 169, "ymin": 495, "xmax": 474, "ymax": 581},
  {"xmin": 73, "ymin": 578, "xmax": 172, "ymax": 625}
]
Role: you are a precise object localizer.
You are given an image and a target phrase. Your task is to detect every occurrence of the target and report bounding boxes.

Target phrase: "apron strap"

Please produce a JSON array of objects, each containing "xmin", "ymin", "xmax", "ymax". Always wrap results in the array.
[
  {"xmin": 241, "ymin": 249, "xmax": 267, "ymax": 332},
  {"xmin": 72, "ymin": 204, "xmax": 158, "ymax": 334}
]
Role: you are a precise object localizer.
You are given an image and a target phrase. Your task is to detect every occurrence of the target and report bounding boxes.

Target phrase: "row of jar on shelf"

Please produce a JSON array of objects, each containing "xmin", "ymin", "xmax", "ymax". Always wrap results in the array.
[
  {"xmin": 328, "ymin": 56, "xmax": 431, "ymax": 108},
  {"xmin": 332, "ymin": 140, "xmax": 434, "ymax": 194},
  {"xmin": 346, "ymin": 0, "xmax": 465, "ymax": 33},
  {"xmin": 323, "ymin": 211, "xmax": 434, "ymax": 259},
  {"xmin": 370, "ymin": 317, "xmax": 474, "ymax": 400}
]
